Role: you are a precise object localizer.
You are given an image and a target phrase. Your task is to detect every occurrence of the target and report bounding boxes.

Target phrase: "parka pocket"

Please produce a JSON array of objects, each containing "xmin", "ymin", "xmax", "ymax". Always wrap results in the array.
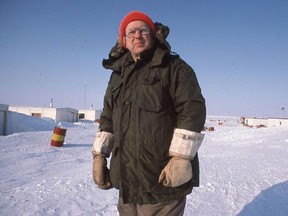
[
  {"xmin": 136, "ymin": 76, "xmax": 172, "ymax": 112},
  {"xmin": 110, "ymin": 83, "xmax": 123, "ymax": 109}
]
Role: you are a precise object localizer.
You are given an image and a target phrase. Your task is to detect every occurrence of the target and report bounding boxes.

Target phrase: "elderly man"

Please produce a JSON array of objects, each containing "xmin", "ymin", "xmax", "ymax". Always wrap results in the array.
[{"xmin": 92, "ymin": 11, "xmax": 206, "ymax": 216}]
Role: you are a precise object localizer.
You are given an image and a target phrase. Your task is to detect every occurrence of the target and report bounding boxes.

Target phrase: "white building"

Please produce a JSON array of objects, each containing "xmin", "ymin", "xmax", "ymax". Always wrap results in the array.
[
  {"xmin": 0, "ymin": 104, "xmax": 9, "ymax": 135},
  {"xmin": 9, "ymin": 106, "xmax": 78, "ymax": 123},
  {"xmin": 244, "ymin": 117, "xmax": 288, "ymax": 128},
  {"xmin": 78, "ymin": 109, "xmax": 102, "ymax": 121},
  {"xmin": 244, "ymin": 118, "xmax": 268, "ymax": 127},
  {"xmin": 268, "ymin": 118, "xmax": 288, "ymax": 127}
]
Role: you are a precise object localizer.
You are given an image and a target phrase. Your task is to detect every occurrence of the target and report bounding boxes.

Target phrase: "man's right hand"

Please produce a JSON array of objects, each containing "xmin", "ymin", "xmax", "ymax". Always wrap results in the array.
[{"xmin": 92, "ymin": 153, "xmax": 113, "ymax": 190}]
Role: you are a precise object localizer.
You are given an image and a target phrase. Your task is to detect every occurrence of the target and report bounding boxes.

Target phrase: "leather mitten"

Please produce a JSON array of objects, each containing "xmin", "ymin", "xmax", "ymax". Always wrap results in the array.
[
  {"xmin": 92, "ymin": 153, "xmax": 113, "ymax": 190},
  {"xmin": 158, "ymin": 157, "xmax": 192, "ymax": 187}
]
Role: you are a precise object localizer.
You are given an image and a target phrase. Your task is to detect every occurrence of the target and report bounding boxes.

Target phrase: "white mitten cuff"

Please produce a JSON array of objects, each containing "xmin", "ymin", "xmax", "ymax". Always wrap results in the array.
[
  {"xmin": 92, "ymin": 130, "xmax": 114, "ymax": 157},
  {"xmin": 169, "ymin": 128, "xmax": 204, "ymax": 160}
]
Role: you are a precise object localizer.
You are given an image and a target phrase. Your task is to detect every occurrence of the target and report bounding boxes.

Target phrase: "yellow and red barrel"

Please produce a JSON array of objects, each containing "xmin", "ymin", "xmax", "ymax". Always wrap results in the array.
[{"xmin": 51, "ymin": 127, "xmax": 67, "ymax": 147}]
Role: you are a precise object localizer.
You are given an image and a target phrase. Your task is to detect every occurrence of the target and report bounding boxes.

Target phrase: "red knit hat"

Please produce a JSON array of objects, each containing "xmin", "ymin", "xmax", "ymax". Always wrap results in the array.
[{"xmin": 119, "ymin": 11, "xmax": 156, "ymax": 47}]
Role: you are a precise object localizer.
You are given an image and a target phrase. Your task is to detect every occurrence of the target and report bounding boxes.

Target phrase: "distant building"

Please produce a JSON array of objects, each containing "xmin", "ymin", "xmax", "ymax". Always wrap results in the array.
[
  {"xmin": 78, "ymin": 109, "xmax": 102, "ymax": 121},
  {"xmin": 244, "ymin": 118, "xmax": 268, "ymax": 127},
  {"xmin": 268, "ymin": 118, "xmax": 288, "ymax": 127},
  {"xmin": 0, "ymin": 104, "xmax": 9, "ymax": 135},
  {"xmin": 244, "ymin": 117, "xmax": 288, "ymax": 128},
  {"xmin": 9, "ymin": 106, "xmax": 78, "ymax": 123}
]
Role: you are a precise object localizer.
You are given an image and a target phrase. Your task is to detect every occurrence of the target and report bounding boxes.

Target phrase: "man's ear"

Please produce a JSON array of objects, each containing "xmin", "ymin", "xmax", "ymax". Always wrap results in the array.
[
  {"xmin": 108, "ymin": 38, "xmax": 127, "ymax": 60},
  {"xmin": 122, "ymin": 36, "xmax": 126, "ymax": 48}
]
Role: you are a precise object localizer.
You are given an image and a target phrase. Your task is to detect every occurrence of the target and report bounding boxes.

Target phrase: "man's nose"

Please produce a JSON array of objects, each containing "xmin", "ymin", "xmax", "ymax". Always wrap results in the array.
[{"xmin": 134, "ymin": 30, "xmax": 142, "ymax": 38}]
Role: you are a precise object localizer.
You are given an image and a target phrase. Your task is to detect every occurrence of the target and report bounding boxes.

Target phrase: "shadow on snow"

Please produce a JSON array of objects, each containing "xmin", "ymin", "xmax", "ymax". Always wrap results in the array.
[{"xmin": 238, "ymin": 181, "xmax": 288, "ymax": 216}]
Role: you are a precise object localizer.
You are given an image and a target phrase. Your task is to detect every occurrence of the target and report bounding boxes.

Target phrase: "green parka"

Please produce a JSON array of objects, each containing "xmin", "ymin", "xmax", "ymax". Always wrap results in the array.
[{"xmin": 99, "ymin": 42, "xmax": 206, "ymax": 205}]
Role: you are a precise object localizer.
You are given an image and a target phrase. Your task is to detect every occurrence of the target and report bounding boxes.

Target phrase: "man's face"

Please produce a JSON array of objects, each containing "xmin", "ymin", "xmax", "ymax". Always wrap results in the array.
[{"xmin": 123, "ymin": 20, "xmax": 154, "ymax": 60}]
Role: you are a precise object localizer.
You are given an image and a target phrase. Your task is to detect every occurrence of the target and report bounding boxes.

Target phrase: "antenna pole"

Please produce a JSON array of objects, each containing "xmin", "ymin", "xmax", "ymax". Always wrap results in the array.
[{"xmin": 84, "ymin": 80, "xmax": 87, "ymax": 109}]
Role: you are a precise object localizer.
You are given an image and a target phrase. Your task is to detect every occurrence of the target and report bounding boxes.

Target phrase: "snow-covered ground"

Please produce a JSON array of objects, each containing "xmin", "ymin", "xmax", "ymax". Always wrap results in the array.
[{"xmin": 0, "ymin": 113, "xmax": 287, "ymax": 216}]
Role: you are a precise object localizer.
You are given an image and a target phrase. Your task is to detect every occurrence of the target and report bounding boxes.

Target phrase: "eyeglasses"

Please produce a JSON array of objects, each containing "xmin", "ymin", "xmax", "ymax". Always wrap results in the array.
[{"xmin": 125, "ymin": 27, "xmax": 151, "ymax": 38}]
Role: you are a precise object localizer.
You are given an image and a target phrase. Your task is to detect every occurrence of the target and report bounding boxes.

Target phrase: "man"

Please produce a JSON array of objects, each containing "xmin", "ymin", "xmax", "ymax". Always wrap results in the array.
[{"xmin": 92, "ymin": 11, "xmax": 206, "ymax": 216}]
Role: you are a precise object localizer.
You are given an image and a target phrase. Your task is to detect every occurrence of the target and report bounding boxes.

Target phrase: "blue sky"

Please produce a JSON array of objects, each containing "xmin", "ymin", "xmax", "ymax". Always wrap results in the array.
[{"xmin": 1, "ymin": 0, "xmax": 287, "ymax": 117}]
